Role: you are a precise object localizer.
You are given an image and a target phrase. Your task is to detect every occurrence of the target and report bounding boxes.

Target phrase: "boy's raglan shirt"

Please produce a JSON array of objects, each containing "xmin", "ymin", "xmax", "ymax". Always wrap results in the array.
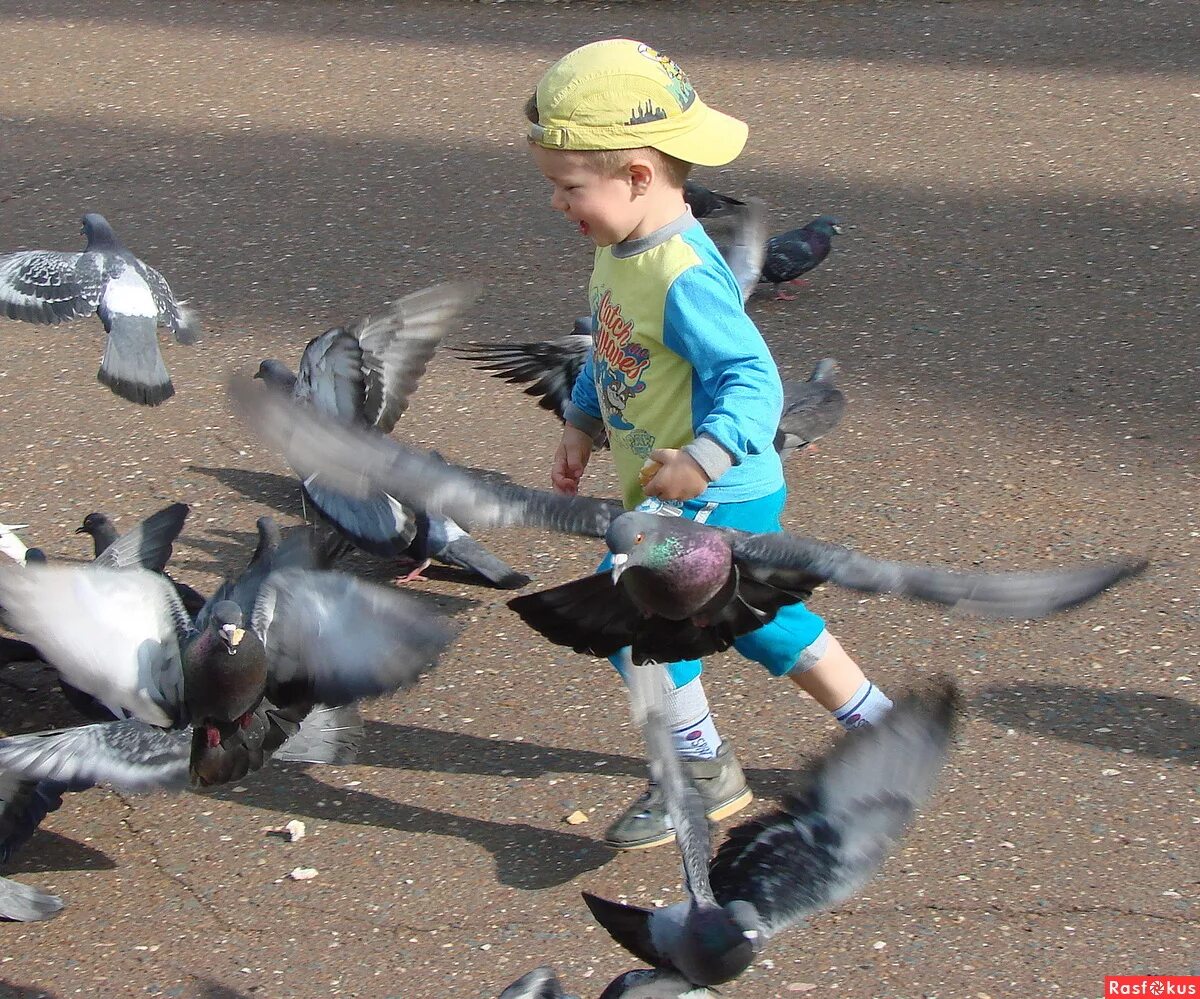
[{"xmin": 564, "ymin": 212, "xmax": 785, "ymax": 510}]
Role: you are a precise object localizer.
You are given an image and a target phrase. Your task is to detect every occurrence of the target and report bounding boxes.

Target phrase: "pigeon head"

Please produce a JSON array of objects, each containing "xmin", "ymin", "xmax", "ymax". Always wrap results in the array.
[
  {"xmin": 809, "ymin": 215, "xmax": 842, "ymax": 237},
  {"xmin": 674, "ymin": 903, "xmax": 757, "ymax": 986},
  {"xmin": 22, "ymin": 548, "xmax": 47, "ymax": 565},
  {"xmin": 80, "ymin": 213, "xmax": 119, "ymax": 249},
  {"xmin": 606, "ymin": 512, "xmax": 734, "ymax": 621},
  {"xmin": 253, "ymin": 359, "xmax": 298, "ymax": 393},
  {"xmin": 210, "ymin": 601, "xmax": 247, "ymax": 654},
  {"xmin": 75, "ymin": 513, "xmax": 112, "ymax": 537}
]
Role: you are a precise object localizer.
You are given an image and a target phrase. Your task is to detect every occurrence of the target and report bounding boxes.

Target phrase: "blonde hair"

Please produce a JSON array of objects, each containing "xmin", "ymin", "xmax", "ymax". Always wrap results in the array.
[{"xmin": 524, "ymin": 93, "xmax": 692, "ymax": 187}]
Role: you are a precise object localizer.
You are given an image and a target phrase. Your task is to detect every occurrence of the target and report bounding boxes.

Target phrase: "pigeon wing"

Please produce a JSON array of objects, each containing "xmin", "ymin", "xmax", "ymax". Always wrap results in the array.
[
  {"xmin": 230, "ymin": 377, "xmax": 620, "ymax": 538},
  {"xmin": 709, "ymin": 682, "xmax": 957, "ymax": 939},
  {"xmin": 0, "ymin": 721, "xmax": 191, "ymax": 792},
  {"xmin": 626, "ymin": 654, "xmax": 715, "ymax": 904},
  {"xmin": 730, "ymin": 531, "xmax": 1146, "ymax": 618},
  {"xmin": 581, "ymin": 892, "xmax": 668, "ymax": 969},
  {"xmin": 302, "ymin": 473, "xmax": 418, "ymax": 557},
  {"xmin": 450, "ymin": 334, "xmax": 593, "ymax": 422},
  {"xmin": 0, "ymin": 250, "xmax": 100, "ymax": 324},
  {"xmin": 708, "ymin": 198, "xmax": 767, "ymax": 304},
  {"xmin": 252, "ymin": 568, "xmax": 453, "ymax": 707},
  {"xmin": 93, "ymin": 502, "xmax": 190, "ymax": 573},
  {"xmin": 497, "ymin": 967, "xmax": 568, "ymax": 999},
  {"xmin": 0, "ymin": 564, "xmax": 186, "ymax": 727},
  {"xmin": 133, "ymin": 259, "xmax": 200, "ymax": 344},
  {"xmin": 0, "ymin": 773, "xmax": 70, "ymax": 863},
  {"xmin": 0, "ymin": 876, "xmax": 64, "ymax": 922},
  {"xmin": 295, "ymin": 326, "xmax": 366, "ymax": 424},
  {"xmin": 354, "ymin": 280, "xmax": 481, "ymax": 433}
]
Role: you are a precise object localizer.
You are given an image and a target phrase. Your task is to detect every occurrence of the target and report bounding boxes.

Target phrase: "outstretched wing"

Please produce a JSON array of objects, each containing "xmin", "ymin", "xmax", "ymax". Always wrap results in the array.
[
  {"xmin": 0, "ymin": 250, "xmax": 103, "ymax": 324},
  {"xmin": 133, "ymin": 259, "xmax": 200, "ymax": 344},
  {"xmin": 708, "ymin": 682, "xmax": 958, "ymax": 939},
  {"xmin": 450, "ymin": 333, "xmax": 592, "ymax": 422}
]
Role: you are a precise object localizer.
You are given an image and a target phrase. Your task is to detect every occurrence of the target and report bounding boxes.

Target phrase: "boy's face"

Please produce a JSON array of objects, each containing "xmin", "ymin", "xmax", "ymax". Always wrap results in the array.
[{"xmin": 530, "ymin": 145, "xmax": 646, "ymax": 247}]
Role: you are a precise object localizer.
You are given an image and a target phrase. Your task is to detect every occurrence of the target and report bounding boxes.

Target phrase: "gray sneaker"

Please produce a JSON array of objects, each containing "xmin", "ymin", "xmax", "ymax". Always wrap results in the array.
[{"xmin": 603, "ymin": 741, "xmax": 753, "ymax": 851}]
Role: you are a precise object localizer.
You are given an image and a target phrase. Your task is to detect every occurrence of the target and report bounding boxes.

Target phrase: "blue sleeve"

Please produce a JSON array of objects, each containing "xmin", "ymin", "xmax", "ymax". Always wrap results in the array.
[
  {"xmin": 569, "ymin": 344, "xmax": 602, "ymax": 420},
  {"xmin": 662, "ymin": 266, "xmax": 783, "ymax": 465}
]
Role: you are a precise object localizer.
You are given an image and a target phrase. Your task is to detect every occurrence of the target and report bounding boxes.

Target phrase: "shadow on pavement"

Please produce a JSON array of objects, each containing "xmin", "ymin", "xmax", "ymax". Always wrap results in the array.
[{"xmin": 974, "ymin": 682, "xmax": 1199, "ymax": 761}]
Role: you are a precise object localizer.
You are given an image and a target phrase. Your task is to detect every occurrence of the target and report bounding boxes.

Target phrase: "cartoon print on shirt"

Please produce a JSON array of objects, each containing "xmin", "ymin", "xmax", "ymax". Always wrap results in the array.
[{"xmin": 592, "ymin": 288, "xmax": 651, "ymax": 435}]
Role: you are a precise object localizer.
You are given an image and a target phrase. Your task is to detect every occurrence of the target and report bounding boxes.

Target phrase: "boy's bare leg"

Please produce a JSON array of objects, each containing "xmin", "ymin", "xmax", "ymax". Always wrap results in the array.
[{"xmin": 787, "ymin": 633, "xmax": 866, "ymax": 708}]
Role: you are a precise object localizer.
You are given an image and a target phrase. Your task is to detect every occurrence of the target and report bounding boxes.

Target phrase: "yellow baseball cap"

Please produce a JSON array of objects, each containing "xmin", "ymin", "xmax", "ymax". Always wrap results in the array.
[{"xmin": 528, "ymin": 39, "xmax": 748, "ymax": 167}]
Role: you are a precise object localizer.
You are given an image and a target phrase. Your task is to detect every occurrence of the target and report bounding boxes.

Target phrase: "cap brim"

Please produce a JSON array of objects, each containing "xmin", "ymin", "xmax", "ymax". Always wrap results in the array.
[{"xmin": 652, "ymin": 104, "xmax": 748, "ymax": 167}]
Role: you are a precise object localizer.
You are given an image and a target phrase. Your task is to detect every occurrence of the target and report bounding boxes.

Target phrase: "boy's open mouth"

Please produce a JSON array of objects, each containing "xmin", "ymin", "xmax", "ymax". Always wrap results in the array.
[{"xmin": 578, "ymin": 221, "xmax": 590, "ymax": 237}]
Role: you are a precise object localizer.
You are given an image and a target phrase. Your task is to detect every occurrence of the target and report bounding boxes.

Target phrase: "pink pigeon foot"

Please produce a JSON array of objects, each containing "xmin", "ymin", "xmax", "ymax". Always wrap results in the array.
[
  {"xmin": 205, "ymin": 725, "xmax": 221, "ymax": 749},
  {"xmin": 392, "ymin": 558, "xmax": 433, "ymax": 585},
  {"xmin": 774, "ymin": 288, "xmax": 799, "ymax": 301}
]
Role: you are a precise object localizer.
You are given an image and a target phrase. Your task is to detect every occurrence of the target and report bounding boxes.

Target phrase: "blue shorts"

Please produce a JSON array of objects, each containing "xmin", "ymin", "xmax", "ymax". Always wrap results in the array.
[{"xmin": 599, "ymin": 487, "xmax": 829, "ymax": 689}]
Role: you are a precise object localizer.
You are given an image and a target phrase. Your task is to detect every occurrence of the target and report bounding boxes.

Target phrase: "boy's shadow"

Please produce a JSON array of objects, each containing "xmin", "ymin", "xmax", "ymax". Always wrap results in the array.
[{"xmin": 974, "ymin": 682, "xmax": 1199, "ymax": 761}]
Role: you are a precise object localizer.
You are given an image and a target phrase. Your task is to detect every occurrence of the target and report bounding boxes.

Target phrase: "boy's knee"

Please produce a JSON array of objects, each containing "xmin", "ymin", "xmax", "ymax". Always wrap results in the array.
[{"xmin": 733, "ymin": 607, "xmax": 828, "ymax": 677}]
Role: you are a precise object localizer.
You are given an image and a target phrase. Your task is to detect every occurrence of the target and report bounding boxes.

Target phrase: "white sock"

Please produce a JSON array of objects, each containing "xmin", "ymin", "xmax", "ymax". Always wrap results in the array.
[
  {"xmin": 663, "ymin": 676, "xmax": 722, "ymax": 760},
  {"xmin": 833, "ymin": 680, "xmax": 894, "ymax": 730}
]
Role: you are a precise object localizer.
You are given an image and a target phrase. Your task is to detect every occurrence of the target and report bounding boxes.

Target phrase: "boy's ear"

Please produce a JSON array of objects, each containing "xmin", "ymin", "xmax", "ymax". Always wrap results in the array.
[{"xmin": 628, "ymin": 159, "xmax": 654, "ymax": 194}]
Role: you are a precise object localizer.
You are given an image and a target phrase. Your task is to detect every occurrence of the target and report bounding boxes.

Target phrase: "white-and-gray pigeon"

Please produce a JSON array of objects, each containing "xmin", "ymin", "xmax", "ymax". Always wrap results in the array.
[
  {"xmin": 253, "ymin": 282, "xmax": 529, "ymax": 589},
  {"xmin": 0, "ymin": 213, "xmax": 199, "ymax": 405},
  {"xmin": 229, "ymin": 380, "xmax": 1147, "ymax": 664}
]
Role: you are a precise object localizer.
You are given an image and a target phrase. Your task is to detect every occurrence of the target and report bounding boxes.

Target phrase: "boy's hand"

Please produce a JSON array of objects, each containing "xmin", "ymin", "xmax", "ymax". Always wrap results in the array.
[
  {"xmin": 552, "ymin": 425, "xmax": 594, "ymax": 495},
  {"xmin": 642, "ymin": 448, "xmax": 709, "ymax": 501}
]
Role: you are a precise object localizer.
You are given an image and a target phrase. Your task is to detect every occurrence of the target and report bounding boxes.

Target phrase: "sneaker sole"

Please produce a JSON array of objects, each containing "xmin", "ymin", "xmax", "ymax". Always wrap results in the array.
[{"xmin": 604, "ymin": 788, "xmax": 754, "ymax": 851}]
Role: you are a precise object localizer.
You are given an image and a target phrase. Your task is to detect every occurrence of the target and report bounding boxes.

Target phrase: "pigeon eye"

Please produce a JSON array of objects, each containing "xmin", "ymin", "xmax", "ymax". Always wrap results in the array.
[{"xmin": 634, "ymin": 532, "xmax": 644, "ymax": 544}]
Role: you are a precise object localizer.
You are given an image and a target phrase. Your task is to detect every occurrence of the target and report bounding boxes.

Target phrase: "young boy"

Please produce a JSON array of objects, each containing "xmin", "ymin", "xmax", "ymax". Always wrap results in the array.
[{"xmin": 527, "ymin": 39, "xmax": 894, "ymax": 850}]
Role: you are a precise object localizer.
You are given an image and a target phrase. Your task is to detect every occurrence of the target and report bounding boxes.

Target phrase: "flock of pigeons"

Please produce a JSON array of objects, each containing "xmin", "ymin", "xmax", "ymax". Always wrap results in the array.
[{"xmin": 0, "ymin": 189, "xmax": 1146, "ymax": 997}]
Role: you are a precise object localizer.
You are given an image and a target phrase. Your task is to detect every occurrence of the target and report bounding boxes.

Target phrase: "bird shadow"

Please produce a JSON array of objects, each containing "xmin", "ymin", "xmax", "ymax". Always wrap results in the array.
[
  {"xmin": 0, "ymin": 981, "xmax": 61, "ymax": 999},
  {"xmin": 4, "ymin": 829, "xmax": 115, "ymax": 876},
  {"xmin": 973, "ymin": 682, "xmax": 1199, "ymax": 762},
  {"xmin": 186, "ymin": 465, "xmax": 301, "ymax": 520}
]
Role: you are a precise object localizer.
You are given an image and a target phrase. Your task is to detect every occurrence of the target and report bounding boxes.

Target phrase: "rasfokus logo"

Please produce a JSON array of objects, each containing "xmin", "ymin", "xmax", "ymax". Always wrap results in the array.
[{"xmin": 1106, "ymin": 977, "xmax": 1199, "ymax": 997}]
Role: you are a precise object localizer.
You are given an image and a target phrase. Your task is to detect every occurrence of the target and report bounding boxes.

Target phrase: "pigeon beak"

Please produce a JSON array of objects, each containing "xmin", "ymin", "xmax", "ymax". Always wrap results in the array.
[
  {"xmin": 832, "ymin": 224, "xmax": 844, "ymax": 234},
  {"xmin": 220, "ymin": 624, "xmax": 245, "ymax": 650},
  {"xmin": 610, "ymin": 553, "xmax": 628, "ymax": 583},
  {"xmin": 73, "ymin": 526, "xmax": 87, "ymax": 535}
]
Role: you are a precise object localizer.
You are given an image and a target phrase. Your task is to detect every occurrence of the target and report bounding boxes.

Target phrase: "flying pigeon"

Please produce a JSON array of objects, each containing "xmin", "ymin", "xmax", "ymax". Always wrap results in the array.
[
  {"xmin": 228, "ymin": 380, "xmax": 1147, "ymax": 665},
  {"xmin": 0, "ymin": 212, "xmax": 199, "ymax": 405},
  {"xmin": 74, "ymin": 503, "xmax": 207, "ymax": 615},
  {"xmin": 452, "ymin": 336, "xmax": 842, "ymax": 459},
  {"xmin": 760, "ymin": 215, "xmax": 842, "ymax": 300},
  {"xmin": 0, "ymin": 526, "xmax": 454, "ymax": 784},
  {"xmin": 0, "ymin": 770, "xmax": 73, "ymax": 921},
  {"xmin": 775, "ymin": 358, "xmax": 845, "ymax": 455},
  {"xmin": 0, "ymin": 701, "xmax": 364, "ymax": 793},
  {"xmin": 682, "ymin": 180, "xmax": 744, "ymax": 220},
  {"xmin": 582, "ymin": 678, "xmax": 958, "ymax": 988},
  {"xmin": 253, "ymin": 282, "xmax": 528, "ymax": 589}
]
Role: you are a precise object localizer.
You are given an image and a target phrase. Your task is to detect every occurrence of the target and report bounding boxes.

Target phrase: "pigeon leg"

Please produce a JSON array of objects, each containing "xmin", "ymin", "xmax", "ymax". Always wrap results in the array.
[
  {"xmin": 774, "ymin": 288, "xmax": 799, "ymax": 302},
  {"xmin": 392, "ymin": 558, "xmax": 433, "ymax": 585},
  {"xmin": 788, "ymin": 278, "xmax": 811, "ymax": 287},
  {"xmin": 205, "ymin": 725, "xmax": 222, "ymax": 749}
]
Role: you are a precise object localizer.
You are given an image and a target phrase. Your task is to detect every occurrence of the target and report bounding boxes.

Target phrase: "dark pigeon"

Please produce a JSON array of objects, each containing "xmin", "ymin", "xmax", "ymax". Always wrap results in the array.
[
  {"xmin": 498, "ymin": 966, "xmax": 705, "ymax": 999},
  {"xmin": 0, "ymin": 213, "xmax": 199, "ymax": 405},
  {"xmin": 0, "ymin": 526, "xmax": 453, "ymax": 785},
  {"xmin": 760, "ymin": 215, "xmax": 842, "ymax": 300},
  {"xmin": 453, "ymin": 344, "xmax": 837, "ymax": 460},
  {"xmin": 254, "ymin": 282, "xmax": 527, "ymax": 589},
  {"xmin": 228, "ymin": 381, "xmax": 1147, "ymax": 667},
  {"xmin": 775, "ymin": 358, "xmax": 846, "ymax": 455},
  {"xmin": 0, "ymin": 770, "xmax": 73, "ymax": 921},
  {"xmin": 75, "ymin": 503, "xmax": 206, "ymax": 615},
  {"xmin": 682, "ymin": 180, "xmax": 744, "ymax": 220},
  {"xmin": 0, "ymin": 701, "xmax": 363, "ymax": 793},
  {"xmin": 583, "ymin": 679, "xmax": 958, "ymax": 988}
]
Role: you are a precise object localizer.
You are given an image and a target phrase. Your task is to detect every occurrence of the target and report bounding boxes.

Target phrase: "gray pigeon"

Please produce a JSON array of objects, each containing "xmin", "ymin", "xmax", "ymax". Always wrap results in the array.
[
  {"xmin": 0, "ymin": 213, "xmax": 199, "ymax": 405},
  {"xmin": 228, "ymin": 380, "xmax": 1147, "ymax": 665},
  {"xmin": 0, "ymin": 527, "xmax": 453, "ymax": 784},
  {"xmin": 583, "ymin": 680, "xmax": 958, "ymax": 989},
  {"xmin": 254, "ymin": 283, "xmax": 528, "ymax": 589},
  {"xmin": 775, "ymin": 358, "xmax": 845, "ymax": 455},
  {"xmin": 701, "ymin": 197, "xmax": 766, "ymax": 304},
  {"xmin": 0, "ymin": 701, "xmax": 363, "ymax": 793},
  {"xmin": 499, "ymin": 966, "xmax": 708, "ymax": 999}
]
